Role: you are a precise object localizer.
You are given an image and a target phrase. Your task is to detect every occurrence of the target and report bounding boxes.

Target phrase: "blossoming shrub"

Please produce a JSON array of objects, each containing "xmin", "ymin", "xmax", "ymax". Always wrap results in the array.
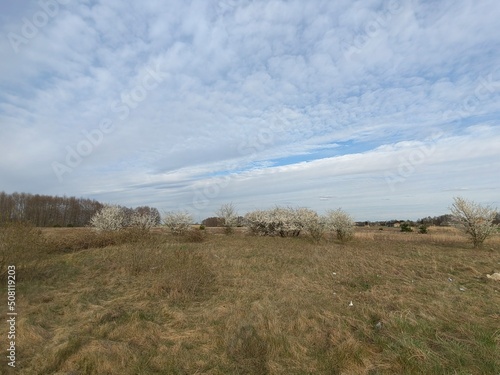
[
  {"xmin": 163, "ymin": 211, "xmax": 193, "ymax": 235},
  {"xmin": 90, "ymin": 205, "xmax": 126, "ymax": 231},
  {"xmin": 245, "ymin": 207, "xmax": 324, "ymax": 238},
  {"xmin": 325, "ymin": 208, "xmax": 355, "ymax": 242}
]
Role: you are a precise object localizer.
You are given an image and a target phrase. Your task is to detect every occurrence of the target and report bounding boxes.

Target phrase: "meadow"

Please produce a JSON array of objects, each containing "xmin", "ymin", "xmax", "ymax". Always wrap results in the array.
[{"xmin": 1, "ymin": 224, "xmax": 499, "ymax": 374}]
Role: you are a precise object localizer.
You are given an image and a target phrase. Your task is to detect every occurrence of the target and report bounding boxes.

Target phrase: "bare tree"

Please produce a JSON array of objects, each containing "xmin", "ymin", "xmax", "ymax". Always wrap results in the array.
[
  {"xmin": 0, "ymin": 191, "xmax": 103, "ymax": 227},
  {"xmin": 450, "ymin": 197, "xmax": 498, "ymax": 248},
  {"xmin": 216, "ymin": 203, "xmax": 238, "ymax": 234}
]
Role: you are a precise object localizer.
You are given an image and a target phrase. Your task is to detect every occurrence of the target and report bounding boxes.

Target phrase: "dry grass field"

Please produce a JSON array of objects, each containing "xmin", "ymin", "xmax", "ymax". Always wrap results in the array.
[{"xmin": 1, "ymin": 224, "xmax": 499, "ymax": 374}]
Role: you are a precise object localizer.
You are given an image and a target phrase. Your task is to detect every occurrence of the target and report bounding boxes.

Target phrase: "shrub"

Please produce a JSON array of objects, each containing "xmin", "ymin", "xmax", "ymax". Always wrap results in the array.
[
  {"xmin": 245, "ymin": 207, "xmax": 309, "ymax": 237},
  {"xmin": 199, "ymin": 224, "xmax": 206, "ymax": 230},
  {"xmin": 450, "ymin": 197, "xmax": 498, "ymax": 248},
  {"xmin": 129, "ymin": 210, "xmax": 159, "ymax": 231},
  {"xmin": 162, "ymin": 211, "xmax": 193, "ymax": 235},
  {"xmin": 400, "ymin": 222, "xmax": 413, "ymax": 232},
  {"xmin": 325, "ymin": 208, "xmax": 355, "ymax": 242},
  {"xmin": 418, "ymin": 224, "xmax": 428, "ymax": 234},
  {"xmin": 245, "ymin": 210, "xmax": 271, "ymax": 236},
  {"xmin": 90, "ymin": 205, "xmax": 125, "ymax": 231},
  {"xmin": 268, "ymin": 207, "xmax": 303, "ymax": 237},
  {"xmin": 244, "ymin": 207, "xmax": 328, "ymax": 240},
  {"xmin": 300, "ymin": 209, "xmax": 326, "ymax": 242}
]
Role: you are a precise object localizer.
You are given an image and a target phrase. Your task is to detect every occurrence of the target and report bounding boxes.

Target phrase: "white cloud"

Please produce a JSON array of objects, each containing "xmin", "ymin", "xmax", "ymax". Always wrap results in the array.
[{"xmin": 1, "ymin": 0, "xmax": 499, "ymax": 221}]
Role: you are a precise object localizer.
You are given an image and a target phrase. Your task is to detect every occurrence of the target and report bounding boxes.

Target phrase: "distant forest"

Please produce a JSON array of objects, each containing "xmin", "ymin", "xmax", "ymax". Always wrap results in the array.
[
  {"xmin": 0, "ymin": 191, "xmax": 159, "ymax": 227},
  {"xmin": 1, "ymin": 191, "xmax": 498, "ymax": 228}
]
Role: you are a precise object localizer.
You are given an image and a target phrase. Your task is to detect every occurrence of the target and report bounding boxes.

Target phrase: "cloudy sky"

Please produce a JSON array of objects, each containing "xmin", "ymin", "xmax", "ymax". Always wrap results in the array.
[{"xmin": 1, "ymin": 0, "xmax": 499, "ymax": 221}]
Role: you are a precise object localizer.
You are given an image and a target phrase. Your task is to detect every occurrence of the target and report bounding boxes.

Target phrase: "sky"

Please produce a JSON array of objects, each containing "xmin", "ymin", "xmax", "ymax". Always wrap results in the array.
[{"xmin": 1, "ymin": 0, "xmax": 499, "ymax": 222}]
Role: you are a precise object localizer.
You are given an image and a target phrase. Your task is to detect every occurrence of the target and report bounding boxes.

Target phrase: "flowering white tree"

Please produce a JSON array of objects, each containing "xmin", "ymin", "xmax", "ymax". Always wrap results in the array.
[
  {"xmin": 162, "ymin": 211, "xmax": 193, "ymax": 235},
  {"xmin": 90, "ymin": 205, "xmax": 126, "ymax": 231},
  {"xmin": 246, "ymin": 207, "xmax": 296, "ymax": 237},
  {"xmin": 130, "ymin": 210, "xmax": 160, "ymax": 231},
  {"xmin": 450, "ymin": 197, "xmax": 498, "ymax": 248},
  {"xmin": 269, "ymin": 207, "xmax": 302, "ymax": 237},
  {"xmin": 300, "ymin": 209, "xmax": 326, "ymax": 242},
  {"xmin": 325, "ymin": 208, "xmax": 355, "ymax": 242},
  {"xmin": 216, "ymin": 202, "xmax": 238, "ymax": 234},
  {"xmin": 245, "ymin": 206, "xmax": 323, "ymax": 238},
  {"xmin": 245, "ymin": 209, "xmax": 271, "ymax": 236}
]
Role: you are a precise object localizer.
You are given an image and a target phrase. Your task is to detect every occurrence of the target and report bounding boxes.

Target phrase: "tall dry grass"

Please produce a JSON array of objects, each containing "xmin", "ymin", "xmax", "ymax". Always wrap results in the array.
[
  {"xmin": 0, "ymin": 221, "xmax": 53, "ymax": 282},
  {"xmin": 1, "ymin": 225, "xmax": 498, "ymax": 374}
]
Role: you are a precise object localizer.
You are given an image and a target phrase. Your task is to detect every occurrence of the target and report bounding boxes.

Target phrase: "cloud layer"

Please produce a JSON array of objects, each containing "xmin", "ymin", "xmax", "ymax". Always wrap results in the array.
[{"xmin": 1, "ymin": 0, "xmax": 499, "ymax": 221}]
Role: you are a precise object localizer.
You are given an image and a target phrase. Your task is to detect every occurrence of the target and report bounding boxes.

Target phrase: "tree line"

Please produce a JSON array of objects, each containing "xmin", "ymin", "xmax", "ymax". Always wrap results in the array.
[
  {"xmin": 0, "ymin": 191, "xmax": 160, "ymax": 228},
  {"xmin": 417, "ymin": 213, "xmax": 500, "ymax": 226}
]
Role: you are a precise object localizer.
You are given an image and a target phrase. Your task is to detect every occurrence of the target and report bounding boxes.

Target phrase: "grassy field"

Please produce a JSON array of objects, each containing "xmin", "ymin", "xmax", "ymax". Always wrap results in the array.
[{"xmin": 1, "ymin": 224, "xmax": 499, "ymax": 374}]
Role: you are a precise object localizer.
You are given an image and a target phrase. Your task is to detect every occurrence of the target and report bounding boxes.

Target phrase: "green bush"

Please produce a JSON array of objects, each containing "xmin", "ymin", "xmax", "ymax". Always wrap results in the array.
[
  {"xmin": 419, "ymin": 224, "xmax": 428, "ymax": 234},
  {"xmin": 400, "ymin": 222, "xmax": 413, "ymax": 232}
]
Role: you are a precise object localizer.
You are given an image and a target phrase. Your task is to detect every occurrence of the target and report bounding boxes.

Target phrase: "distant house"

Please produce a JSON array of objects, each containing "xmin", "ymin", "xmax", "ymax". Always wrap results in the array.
[{"xmin": 386, "ymin": 221, "xmax": 401, "ymax": 228}]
